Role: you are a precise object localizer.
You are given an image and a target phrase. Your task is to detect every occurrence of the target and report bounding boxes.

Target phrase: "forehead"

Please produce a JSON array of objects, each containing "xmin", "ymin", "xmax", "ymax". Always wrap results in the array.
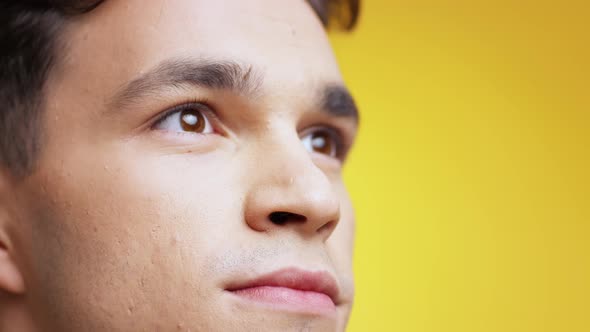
[{"xmin": 57, "ymin": 0, "xmax": 343, "ymax": 100}]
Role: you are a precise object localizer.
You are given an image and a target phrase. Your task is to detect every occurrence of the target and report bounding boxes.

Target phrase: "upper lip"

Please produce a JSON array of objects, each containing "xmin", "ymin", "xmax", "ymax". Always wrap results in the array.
[{"xmin": 226, "ymin": 267, "xmax": 341, "ymax": 305}]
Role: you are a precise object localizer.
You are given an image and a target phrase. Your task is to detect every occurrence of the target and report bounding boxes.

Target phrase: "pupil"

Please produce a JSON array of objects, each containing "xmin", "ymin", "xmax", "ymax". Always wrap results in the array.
[
  {"xmin": 182, "ymin": 113, "xmax": 198, "ymax": 126},
  {"xmin": 180, "ymin": 110, "xmax": 204, "ymax": 132},
  {"xmin": 311, "ymin": 133, "xmax": 333, "ymax": 155},
  {"xmin": 312, "ymin": 135, "xmax": 326, "ymax": 149}
]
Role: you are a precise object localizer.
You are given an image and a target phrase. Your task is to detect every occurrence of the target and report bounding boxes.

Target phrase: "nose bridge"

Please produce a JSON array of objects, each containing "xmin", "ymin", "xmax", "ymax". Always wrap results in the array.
[{"xmin": 243, "ymin": 128, "xmax": 340, "ymax": 240}]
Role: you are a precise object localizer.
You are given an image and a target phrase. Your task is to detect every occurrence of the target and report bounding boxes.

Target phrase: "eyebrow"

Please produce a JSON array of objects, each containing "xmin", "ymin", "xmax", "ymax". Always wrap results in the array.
[
  {"xmin": 322, "ymin": 85, "xmax": 359, "ymax": 122},
  {"xmin": 110, "ymin": 57, "xmax": 358, "ymax": 122},
  {"xmin": 110, "ymin": 57, "xmax": 261, "ymax": 108}
]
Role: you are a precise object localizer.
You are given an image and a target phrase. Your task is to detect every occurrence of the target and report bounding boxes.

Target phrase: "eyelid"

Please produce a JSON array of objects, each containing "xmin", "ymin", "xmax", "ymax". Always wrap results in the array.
[
  {"xmin": 150, "ymin": 100, "xmax": 220, "ymax": 132},
  {"xmin": 299, "ymin": 125, "xmax": 349, "ymax": 161}
]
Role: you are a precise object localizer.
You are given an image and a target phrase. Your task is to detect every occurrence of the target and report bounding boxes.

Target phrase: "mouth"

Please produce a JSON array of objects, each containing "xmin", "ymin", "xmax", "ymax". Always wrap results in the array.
[{"xmin": 225, "ymin": 267, "xmax": 340, "ymax": 316}]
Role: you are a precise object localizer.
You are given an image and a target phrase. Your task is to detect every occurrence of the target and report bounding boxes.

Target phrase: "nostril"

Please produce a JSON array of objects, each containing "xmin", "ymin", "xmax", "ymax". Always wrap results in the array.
[
  {"xmin": 316, "ymin": 220, "xmax": 335, "ymax": 234},
  {"xmin": 268, "ymin": 211, "xmax": 307, "ymax": 225}
]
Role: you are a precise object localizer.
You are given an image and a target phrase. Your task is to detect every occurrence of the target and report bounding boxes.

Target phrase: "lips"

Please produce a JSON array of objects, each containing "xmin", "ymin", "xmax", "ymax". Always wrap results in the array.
[{"xmin": 225, "ymin": 267, "xmax": 340, "ymax": 315}]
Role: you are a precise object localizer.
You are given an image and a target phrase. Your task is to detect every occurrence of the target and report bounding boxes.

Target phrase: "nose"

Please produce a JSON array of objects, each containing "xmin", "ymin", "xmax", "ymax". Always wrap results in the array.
[{"xmin": 243, "ymin": 133, "xmax": 341, "ymax": 242}]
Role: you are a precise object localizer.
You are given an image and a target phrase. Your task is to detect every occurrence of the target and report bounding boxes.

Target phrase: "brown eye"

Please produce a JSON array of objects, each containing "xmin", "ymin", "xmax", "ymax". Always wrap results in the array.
[
  {"xmin": 153, "ymin": 103, "xmax": 213, "ymax": 134},
  {"xmin": 301, "ymin": 129, "xmax": 339, "ymax": 158},
  {"xmin": 180, "ymin": 109, "xmax": 206, "ymax": 132}
]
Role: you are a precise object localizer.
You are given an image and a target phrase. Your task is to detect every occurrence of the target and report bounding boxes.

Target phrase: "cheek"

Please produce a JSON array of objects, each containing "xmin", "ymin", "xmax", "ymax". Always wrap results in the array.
[
  {"xmin": 25, "ymin": 146, "xmax": 241, "ymax": 329},
  {"xmin": 327, "ymin": 182, "xmax": 355, "ymax": 261},
  {"xmin": 325, "ymin": 184, "xmax": 356, "ymax": 321}
]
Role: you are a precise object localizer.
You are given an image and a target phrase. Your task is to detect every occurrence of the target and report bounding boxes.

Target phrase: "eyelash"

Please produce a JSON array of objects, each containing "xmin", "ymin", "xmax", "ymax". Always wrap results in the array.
[
  {"xmin": 303, "ymin": 125, "xmax": 349, "ymax": 160},
  {"xmin": 150, "ymin": 99, "xmax": 351, "ymax": 160},
  {"xmin": 331, "ymin": 128, "xmax": 351, "ymax": 161},
  {"xmin": 150, "ymin": 99, "xmax": 219, "ymax": 132}
]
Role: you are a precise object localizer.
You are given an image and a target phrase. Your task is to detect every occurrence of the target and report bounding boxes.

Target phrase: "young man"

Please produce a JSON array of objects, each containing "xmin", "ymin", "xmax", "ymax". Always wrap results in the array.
[{"xmin": 0, "ymin": 0, "xmax": 359, "ymax": 330}]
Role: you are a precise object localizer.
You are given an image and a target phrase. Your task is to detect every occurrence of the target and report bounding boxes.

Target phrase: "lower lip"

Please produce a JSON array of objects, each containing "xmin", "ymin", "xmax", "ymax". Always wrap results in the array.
[{"xmin": 229, "ymin": 286, "xmax": 336, "ymax": 315}]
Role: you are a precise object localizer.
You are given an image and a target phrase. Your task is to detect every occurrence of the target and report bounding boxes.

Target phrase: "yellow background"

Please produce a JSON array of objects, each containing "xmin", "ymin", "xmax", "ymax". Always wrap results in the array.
[{"xmin": 332, "ymin": 1, "xmax": 589, "ymax": 331}]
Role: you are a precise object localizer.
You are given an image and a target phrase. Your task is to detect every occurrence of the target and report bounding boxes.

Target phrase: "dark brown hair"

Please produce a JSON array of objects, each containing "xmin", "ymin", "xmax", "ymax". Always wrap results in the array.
[{"xmin": 0, "ymin": 0, "xmax": 360, "ymax": 177}]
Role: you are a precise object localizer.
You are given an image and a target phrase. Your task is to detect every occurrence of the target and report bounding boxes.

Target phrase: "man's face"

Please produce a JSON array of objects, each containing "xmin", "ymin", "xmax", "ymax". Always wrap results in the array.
[{"xmin": 12, "ymin": 0, "xmax": 357, "ymax": 330}]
